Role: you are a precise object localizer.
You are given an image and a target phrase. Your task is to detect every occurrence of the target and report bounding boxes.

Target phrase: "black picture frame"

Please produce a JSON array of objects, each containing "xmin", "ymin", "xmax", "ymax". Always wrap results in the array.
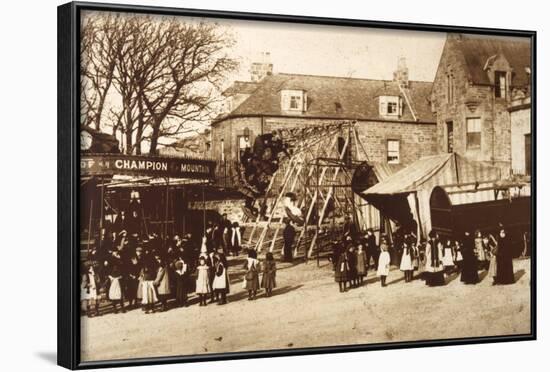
[{"xmin": 58, "ymin": 1, "xmax": 537, "ymax": 369}]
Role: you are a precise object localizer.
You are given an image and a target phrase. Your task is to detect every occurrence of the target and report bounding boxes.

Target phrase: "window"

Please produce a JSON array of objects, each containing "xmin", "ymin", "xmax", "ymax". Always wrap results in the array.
[
  {"xmin": 281, "ymin": 90, "xmax": 306, "ymax": 111},
  {"xmin": 446, "ymin": 74, "xmax": 455, "ymax": 103},
  {"xmin": 446, "ymin": 121, "xmax": 454, "ymax": 153},
  {"xmin": 495, "ymin": 71, "xmax": 507, "ymax": 98},
  {"xmin": 387, "ymin": 139, "xmax": 400, "ymax": 164},
  {"xmin": 290, "ymin": 95, "xmax": 301, "ymax": 109},
  {"xmin": 466, "ymin": 118, "xmax": 481, "ymax": 149},
  {"xmin": 237, "ymin": 135, "xmax": 251, "ymax": 162},
  {"xmin": 379, "ymin": 96, "xmax": 401, "ymax": 116},
  {"xmin": 220, "ymin": 139, "xmax": 225, "ymax": 162}
]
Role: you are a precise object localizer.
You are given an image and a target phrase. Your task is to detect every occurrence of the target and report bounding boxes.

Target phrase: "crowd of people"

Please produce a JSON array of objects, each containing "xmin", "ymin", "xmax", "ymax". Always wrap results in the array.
[
  {"xmin": 80, "ymin": 212, "xmax": 278, "ymax": 318},
  {"xmin": 82, "ymin": 203, "xmax": 522, "ymax": 318},
  {"xmin": 331, "ymin": 224, "xmax": 518, "ymax": 292}
]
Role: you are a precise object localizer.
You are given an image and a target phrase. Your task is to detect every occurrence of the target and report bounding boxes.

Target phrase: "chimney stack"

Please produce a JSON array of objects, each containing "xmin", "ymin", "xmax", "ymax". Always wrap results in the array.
[
  {"xmin": 393, "ymin": 56, "xmax": 409, "ymax": 88},
  {"xmin": 250, "ymin": 52, "xmax": 273, "ymax": 82}
]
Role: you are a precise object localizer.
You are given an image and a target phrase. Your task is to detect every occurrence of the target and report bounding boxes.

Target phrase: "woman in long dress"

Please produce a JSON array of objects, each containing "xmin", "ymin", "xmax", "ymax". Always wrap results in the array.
[
  {"xmin": 425, "ymin": 231, "xmax": 445, "ymax": 286},
  {"xmin": 460, "ymin": 231, "xmax": 479, "ymax": 284},
  {"xmin": 495, "ymin": 228, "xmax": 515, "ymax": 284}
]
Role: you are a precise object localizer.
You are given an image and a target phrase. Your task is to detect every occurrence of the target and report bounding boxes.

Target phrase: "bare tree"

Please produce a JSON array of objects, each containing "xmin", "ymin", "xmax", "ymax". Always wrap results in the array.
[
  {"xmin": 80, "ymin": 13, "xmax": 237, "ymax": 155},
  {"xmin": 81, "ymin": 14, "xmax": 121, "ymax": 131}
]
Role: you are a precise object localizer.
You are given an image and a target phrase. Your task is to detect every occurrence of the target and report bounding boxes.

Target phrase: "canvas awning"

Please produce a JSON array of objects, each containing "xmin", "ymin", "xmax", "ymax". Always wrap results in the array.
[{"xmin": 358, "ymin": 153, "xmax": 502, "ymax": 237}]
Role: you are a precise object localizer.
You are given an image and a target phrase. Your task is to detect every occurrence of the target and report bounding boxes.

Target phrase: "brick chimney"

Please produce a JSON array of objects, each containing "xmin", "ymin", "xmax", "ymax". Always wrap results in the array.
[
  {"xmin": 393, "ymin": 56, "xmax": 409, "ymax": 88},
  {"xmin": 249, "ymin": 52, "xmax": 273, "ymax": 82}
]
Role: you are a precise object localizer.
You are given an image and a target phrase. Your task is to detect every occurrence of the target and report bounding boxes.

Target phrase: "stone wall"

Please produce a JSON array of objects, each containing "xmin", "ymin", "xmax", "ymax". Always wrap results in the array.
[
  {"xmin": 211, "ymin": 116, "xmax": 437, "ymax": 167},
  {"xmin": 510, "ymin": 105, "xmax": 531, "ymax": 175},
  {"xmin": 431, "ymin": 35, "xmax": 516, "ymax": 177}
]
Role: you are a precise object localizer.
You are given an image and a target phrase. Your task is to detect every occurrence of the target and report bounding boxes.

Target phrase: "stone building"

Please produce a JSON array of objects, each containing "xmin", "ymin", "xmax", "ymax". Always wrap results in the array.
[
  {"xmin": 212, "ymin": 57, "xmax": 438, "ymax": 170},
  {"xmin": 431, "ymin": 33, "xmax": 532, "ymax": 177}
]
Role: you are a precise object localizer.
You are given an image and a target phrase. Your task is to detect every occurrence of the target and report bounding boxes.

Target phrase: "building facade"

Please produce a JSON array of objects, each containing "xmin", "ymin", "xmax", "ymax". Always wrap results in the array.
[
  {"xmin": 431, "ymin": 33, "xmax": 532, "ymax": 177},
  {"xmin": 212, "ymin": 57, "xmax": 438, "ymax": 171}
]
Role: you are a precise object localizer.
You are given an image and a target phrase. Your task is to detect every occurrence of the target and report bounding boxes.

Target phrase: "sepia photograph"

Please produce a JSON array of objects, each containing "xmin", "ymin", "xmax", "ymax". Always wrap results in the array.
[{"xmin": 75, "ymin": 5, "xmax": 533, "ymax": 364}]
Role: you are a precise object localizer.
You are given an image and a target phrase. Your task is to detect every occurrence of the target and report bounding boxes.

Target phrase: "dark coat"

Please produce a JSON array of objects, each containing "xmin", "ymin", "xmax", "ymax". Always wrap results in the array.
[
  {"xmin": 261, "ymin": 260, "xmax": 277, "ymax": 290},
  {"xmin": 283, "ymin": 224, "xmax": 296, "ymax": 260},
  {"xmin": 496, "ymin": 235, "xmax": 515, "ymax": 284},
  {"xmin": 335, "ymin": 252, "xmax": 349, "ymax": 282},
  {"xmin": 460, "ymin": 235, "xmax": 479, "ymax": 284}
]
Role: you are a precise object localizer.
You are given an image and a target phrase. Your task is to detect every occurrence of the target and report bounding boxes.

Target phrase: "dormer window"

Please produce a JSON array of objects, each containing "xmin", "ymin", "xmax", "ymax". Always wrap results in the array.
[
  {"xmin": 379, "ymin": 96, "xmax": 402, "ymax": 117},
  {"xmin": 281, "ymin": 90, "xmax": 307, "ymax": 112},
  {"xmin": 495, "ymin": 71, "xmax": 507, "ymax": 98}
]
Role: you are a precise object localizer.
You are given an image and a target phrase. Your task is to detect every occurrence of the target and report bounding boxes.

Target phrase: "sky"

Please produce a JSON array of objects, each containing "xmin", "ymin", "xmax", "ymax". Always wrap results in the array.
[
  {"xmin": 215, "ymin": 17, "xmax": 446, "ymax": 84},
  {"xmin": 83, "ymin": 10, "xmax": 448, "ymax": 149}
]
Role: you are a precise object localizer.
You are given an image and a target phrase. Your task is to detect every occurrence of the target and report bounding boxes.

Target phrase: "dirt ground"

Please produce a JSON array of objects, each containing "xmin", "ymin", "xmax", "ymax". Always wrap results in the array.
[{"xmin": 81, "ymin": 256, "xmax": 531, "ymax": 362}]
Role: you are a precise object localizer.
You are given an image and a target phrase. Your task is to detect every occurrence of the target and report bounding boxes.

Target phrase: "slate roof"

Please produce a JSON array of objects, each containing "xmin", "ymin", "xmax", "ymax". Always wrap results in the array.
[
  {"xmin": 222, "ymin": 81, "xmax": 260, "ymax": 96},
  {"xmin": 456, "ymin": 34, "xmax": 531, "ymax": 87},
  {"xmin": 216, "ymin": 73, "xmax": 435, "ymax": 124}
]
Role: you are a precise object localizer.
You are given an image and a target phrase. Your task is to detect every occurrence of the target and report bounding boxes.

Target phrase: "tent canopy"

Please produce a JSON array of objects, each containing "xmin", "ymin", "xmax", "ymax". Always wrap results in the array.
[
  {"xmin": 357, "ymin": 153, "xmax": 502, "ymax": 237},
  {"xmin": 361, "ymin": 153, "xmax": 501, "ymax": 197}
]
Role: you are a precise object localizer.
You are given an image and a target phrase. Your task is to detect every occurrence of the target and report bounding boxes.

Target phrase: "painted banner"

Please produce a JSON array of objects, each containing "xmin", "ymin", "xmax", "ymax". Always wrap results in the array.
[{"xmin": 80, "ymin": 154, "xmax": 216, "ymax": 180}]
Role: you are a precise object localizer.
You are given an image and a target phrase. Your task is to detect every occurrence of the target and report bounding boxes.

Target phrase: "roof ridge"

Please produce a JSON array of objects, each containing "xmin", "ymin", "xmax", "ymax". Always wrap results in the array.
[{"xmin": 274, "ymin": 72, "xmax": 433, "ymax": 84}]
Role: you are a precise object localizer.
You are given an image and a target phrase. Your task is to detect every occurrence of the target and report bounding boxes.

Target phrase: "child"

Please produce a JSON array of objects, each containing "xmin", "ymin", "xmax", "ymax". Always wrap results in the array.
[
  {"xmin": 125, "ymin": 255, "xmax": 141, "ymax": 309},
  {"xmin": 107, "ymin": 265, "xmax": 125, "ymax": 314},
  {"xmin": 347, "ymin": 245, "xmax": 358, "ymax": 288},
  {"xmin": 153, "ymin": 256, "xmax": 171, "ymax": 312},
  {"xmin": 243, "ymin": 249, "xmax": 260, "ymax": 300},
  {"xmin": 195, "ymin": 256, "xmax": 211, "ymax": 306},
  {"xmin": 335, "ymin": 249, "xmax": 349, "ymax": 293},
  {"xmin": 400, "ymin": 242, "xmax": 414, "ymax": 282},
  {"xmin": 486, "ymin": 234, "xmax": 498, "ymax": 285},
  {"xmin": 212, "ymin": 252, "xmax": 230, "ymax": 305},
  {"xmin": 81, "ymin": 262, "xmax": 100, "ymax": 317},
  {"xmin": 377, "ymin": 241, "xmax": 391, "ymax": 287},
  {"xmin": 141, "ymin": 259, "xmax": 158, "ymax": 314},
  {"xmin": 442, "ymin": 239, "xmax": 456, "ymax": 275},
  {"xmin": 355, "ymin": 244, "xmax": 367, "ymax": 286},
  {"xmin": 453, "ymin": 240, "xmax": 463, "ymax": 271},
  {"xmin": 261, "ymin": 252, "xmax": 277, "ymax": 297},
  {"xmin": 174, "ymin": 259, "xmax": 189, "ymax": 308}
]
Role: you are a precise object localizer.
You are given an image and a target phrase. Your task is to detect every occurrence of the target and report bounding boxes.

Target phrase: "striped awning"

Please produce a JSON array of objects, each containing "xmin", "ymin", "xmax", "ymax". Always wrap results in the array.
[{"xmin": 361, "ymin": 153, "xmax": 501, "ymax": 197}]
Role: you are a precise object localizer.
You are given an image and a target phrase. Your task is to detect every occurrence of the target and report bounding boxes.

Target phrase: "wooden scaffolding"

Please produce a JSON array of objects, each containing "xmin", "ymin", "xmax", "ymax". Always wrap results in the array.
[{"xmin": 245, "ymin": 120, "xmax": 370, "ymax": 259}]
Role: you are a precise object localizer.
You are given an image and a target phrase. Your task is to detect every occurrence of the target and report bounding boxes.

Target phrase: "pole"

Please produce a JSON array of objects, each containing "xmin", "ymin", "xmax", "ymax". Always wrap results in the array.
[
  {"xmin": 316, "ymin": 158, "xmax": 320, "ymax": 267},
  {"xmin": 202, "ymin": 184, "xmax": 206, "ymax": 236},
  {"xmin": 164, "ymin": 178, "xmax": 170, "ymax": 248},
  {"xmin": 86, "ymin": 199, "xmax": 94, "ymax": 256},
  {"xmin": 99, "ymin": 176, "xmax": 105, "ymax": 251}
]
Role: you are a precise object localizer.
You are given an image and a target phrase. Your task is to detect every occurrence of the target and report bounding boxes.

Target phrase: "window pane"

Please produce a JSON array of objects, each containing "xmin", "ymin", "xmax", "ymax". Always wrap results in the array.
[
  {"xmin": 388, "ymin": 140, "xmax": 399, "ymax": 151},
  {"xmin": 467, "ymin": 118, "xmax": 481, "ymax": 132},
  {"xmin": 387, "ymin": 140, "xmax": 400, "ymax": 164}
]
